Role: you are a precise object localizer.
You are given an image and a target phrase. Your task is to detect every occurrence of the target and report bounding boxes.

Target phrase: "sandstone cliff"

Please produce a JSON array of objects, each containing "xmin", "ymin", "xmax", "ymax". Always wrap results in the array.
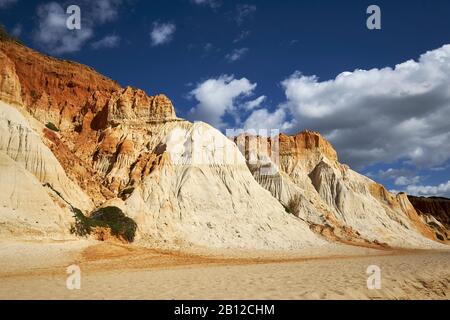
[
  {"xmin": 0, "ymin": 36, "xmax": 447, "ymax": 249},
  {"xmin": 235, "ymin": 131, "xmax": 445, "ymax": 248},
  {"xmin": 0, "ymin": 37, "xmax": 325, "ymax": 249},
  {"xmin": 0, "ymin": 38, "xmax": 178, "ymax": 205}
]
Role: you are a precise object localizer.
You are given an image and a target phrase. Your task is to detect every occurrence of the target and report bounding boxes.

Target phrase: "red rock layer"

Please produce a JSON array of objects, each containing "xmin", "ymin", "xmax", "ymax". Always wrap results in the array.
[{"xmin": 0, "ymin": 38, "xmax": 177, "ymax": 204}]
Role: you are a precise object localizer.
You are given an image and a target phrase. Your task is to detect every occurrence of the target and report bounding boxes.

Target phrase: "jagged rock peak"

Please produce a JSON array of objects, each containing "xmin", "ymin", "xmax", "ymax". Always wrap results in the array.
[
  {"xmin": 108, "ymin": 86, "xmax": 177, "ymax": 125},
  {"xmin": 279, "ymin": 130, "xmax": 338, "ymax": 162},
  {"xmin": 0, "ymin": 38, "xmax": 177, "ymax": 128}
]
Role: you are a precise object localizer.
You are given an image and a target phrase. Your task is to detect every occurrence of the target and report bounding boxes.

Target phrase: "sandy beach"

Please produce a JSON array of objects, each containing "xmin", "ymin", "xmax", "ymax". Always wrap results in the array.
[{"xmin": 0, "ymin": 240, "xmax": 448, "ymax": 300}]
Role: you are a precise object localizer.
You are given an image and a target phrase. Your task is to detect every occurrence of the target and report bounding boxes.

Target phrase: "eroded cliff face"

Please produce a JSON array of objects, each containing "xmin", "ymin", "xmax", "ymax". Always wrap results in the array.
[
  {"xmin": 236, "ymin": 131, "xmax": 445, "ymax": 248},
  {"xmin": 0, "ymin": 37, "xmax": 447, "ymax": 249},
  {"xmin": 108, "ymin": 87, "xmax": 176, "ymax": 125},
  {"xmin": 279, "ymin": 131, "xmax": 338, "ymax": 172},
  {"xmin": 0, "ymin": 50, "xmax": 22, "ymax": 106},
  {"xmin": 0, "ymin": 39, "xmax": 119, "ymax": 129},
  {"xmin": 0, "ymin": 38, "xmax": 325, "ymax": 249},
  {"xmin": 0, "ymin": 39, "xmax": 178, "ymax": 206}
]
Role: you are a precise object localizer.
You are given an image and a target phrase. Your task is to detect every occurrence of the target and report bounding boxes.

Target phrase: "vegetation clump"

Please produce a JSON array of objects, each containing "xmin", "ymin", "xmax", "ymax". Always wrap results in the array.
[
  {"xmin": 45, "ymin": 122, "xmax": 60, "ymax": 132},
  {"xmin": 285, "ymin": 194, "xmax": 302, "ymax": 218},
  {"xmin": 70, "ymin": 206, "xmax": 137, "ymax": 243}
]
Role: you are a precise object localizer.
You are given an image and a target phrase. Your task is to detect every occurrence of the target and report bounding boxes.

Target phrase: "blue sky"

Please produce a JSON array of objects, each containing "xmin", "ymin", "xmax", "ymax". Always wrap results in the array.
[{"xmin": 1, "ymin": 0, "xmax": 450, "ymax": 197}]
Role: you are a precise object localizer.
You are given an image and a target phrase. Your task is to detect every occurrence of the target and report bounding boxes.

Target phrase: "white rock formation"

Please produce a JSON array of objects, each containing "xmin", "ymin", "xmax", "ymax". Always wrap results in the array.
[
  {"xmin": 0, "ymin": 101, "xmax": 93, "ymax": 211},
  {"xmin": 238, "ymin": 132, "xmax": 444, "ymax": 248},
  {"xmin": 121, "ymin": 122, "xmax": 328, "ymax": 249},
  {"xmin": 0, "ymin": 152, "xmax": 71, "ymax": 239},
  {"xmin": 0, "ymin": 101, "xmax": 93, "ymax": 238},
  {"xmin": 0, "ymin": 37, "xmax": 446, "ymax": 250}
]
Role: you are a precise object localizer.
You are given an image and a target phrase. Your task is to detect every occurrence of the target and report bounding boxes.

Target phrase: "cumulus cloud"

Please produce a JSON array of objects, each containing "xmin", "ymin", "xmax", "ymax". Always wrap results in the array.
[
  {"xmin": 401, "ymin": 180, "xmax": 450, "ymax": 197},
  {"xmin": 0, "ymin": 0, "xmax": 17, "ymax": 9},
  {"xmin": 33, "ymin": 1, "xmax": 124, "ymax": 54},
  {"xmin": 375, "ymin": 168, "xmax": 411, "ymax": 181},
  {"xmin": 235, "ymin": 4, "xmax": 256, "ymax": 25},
  {"xmin": 91, "ymin": 34, "xmax": 120, "ymax": 49},
  {"xmin": 244, "ymin": 44, "xmax": 450, "ymax": 170},
  {"xmin": 34, "ymin": 2, "xmax": 93, "ymax": 54},
  {"xmin": 189, "ymin": 75, "xmax": 257, "ymax": 128},
  {"xmin": 226, "ymin": 48, "xmax": 249, "ymax": 62},
  {"xmin": 150, "ymin": 22, "xmax": 176, "ymax": 46},
  {"xmin": 244, "ymin": 108, "xmax": 293, "ymax": 132},
  {"xmin": 244, "ymin": 95, "xmax": 266, "ymax": 111},
  {"xmin": 91, "ymin": 0, "xmax": 122, "ymax": 24},
  {"xmin": 394, "ymin": 175, "xmax": 421, "ymax": 186},
  {"xmin": 371, "ymin": 167, "xmax": 423, "ymax": 186}
]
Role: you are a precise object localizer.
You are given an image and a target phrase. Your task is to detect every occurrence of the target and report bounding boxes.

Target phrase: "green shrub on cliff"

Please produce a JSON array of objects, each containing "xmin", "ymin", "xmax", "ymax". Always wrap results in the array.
[{"xmin": 70, "ymin": 206, "xmax": 137, "ymax": 243}]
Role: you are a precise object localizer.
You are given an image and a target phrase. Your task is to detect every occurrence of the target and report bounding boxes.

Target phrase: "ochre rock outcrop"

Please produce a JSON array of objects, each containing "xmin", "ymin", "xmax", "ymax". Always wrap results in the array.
[
  {"xmin": 0, "ymin": 39, "xmax": 119, "ymax": 129},
  {"xmin": 0, "ymin": 50, "xmax": 22, "ymax": 106},
  {"xmin": 0, "ymin": 38, "xmax": 176, "ymax": 133},
  {"xmin": 280, "ymin": 131, "xmax": 338, "ymax": 166},
  {"xmin": 108, "ymin": 87, "xmax": 176, "ymax": 125},
  {"xmin": 0, "ymin": 38, "xmax": 177, "ymax": 206}
]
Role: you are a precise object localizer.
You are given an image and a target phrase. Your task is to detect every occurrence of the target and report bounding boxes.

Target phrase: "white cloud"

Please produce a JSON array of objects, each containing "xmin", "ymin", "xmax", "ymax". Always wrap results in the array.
[
  {"xmin": 34, "ymin": 2, "xmax": 94, "ymax": 54},
  {"xmin": 0, "ymin": 0, "xmax": 17, "ymax": 9},
  {"xmin": 33, "ymin": 1, "xmax": 124, "ymax": 54},
  {"xmin": 376, "ymin": 168, "xmax": 410, "ymax": 181},
  {"xmin": 189, "ymin": 75, "xmax": 257, "ymax": 128},
  {"xmin": 244, "ymin": 44, "xmax": 450, "ymax": 169},
  {"xmin": 244, "ymin": 108, "xmax": 293, "ymax": 132},
  {"xmin": 244, "ymin": 95, "xmax": 266, "ymax": 111},
  {"xmin": 150, "ymin": 22, "xmax": 176, "ymax": 46},
  {"xmin": 91, "ymin": 34, "xmax": 120, "ymax": 49},
  {"xmin": 191, "ymin": 0, "xmax": 221, "ymax": 9},
  {"xmin": 403, "ymin": 180, "xmax": 450, "ymax": 197},
  {"xmin": 394, "ymin": 176, "xmax": 421, "ymax": 186},
  {"xmin": 91, "ymin": 0, "xmax": 122, "ymax": 24},
  {"xmin": 372, "ymin": 168, "xmax": 423, "ymax": 187},
  {"xmin": 235, "ymin": 4, "xmax": 256, "ymax": 25},
  {"xmin": 226, "ymin": 48, "xmax": 249, "ymax": 62},
  {"xmin": 233, "ymin": 30, "xmax": 251, "ymax": 43}
]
